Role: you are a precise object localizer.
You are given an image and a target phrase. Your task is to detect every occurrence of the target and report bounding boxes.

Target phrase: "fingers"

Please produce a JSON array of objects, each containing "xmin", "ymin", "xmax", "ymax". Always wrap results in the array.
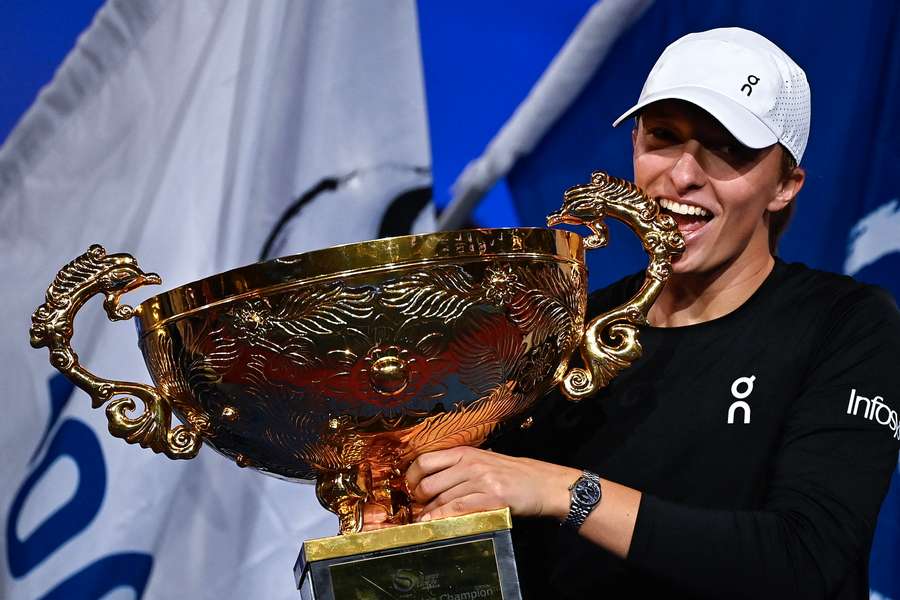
[
  {"xmin": 360, "ymin": 503, "xmax": 427, "ymax": 531},
  {"xmin": 405, "ymin": 447, "xmax": 466, "ymax": 491},
  {"xmin": 420, "ymin": 480, "xmax": 476, "ymax": 515},
  {"xmin": 360, "ymin": 503, "xmax": 388, "ymax": 532},
  {"xmin": 361, "ymin": 520, "xmax": 398, "ymax": 531},
  {"xmin": 404, "ymin": 448, "xmax": 563, "ymax": 524},
  {"xmin": 419, "ymin": 493, "xmax": 506, "ymax": 522},
  {"xmin": 409, "ymin": 460, "xmax": 474, "ymax": 504},
  {"xmin": 363, "ymin": 503, "xmax": 388, "ymax": 523}
]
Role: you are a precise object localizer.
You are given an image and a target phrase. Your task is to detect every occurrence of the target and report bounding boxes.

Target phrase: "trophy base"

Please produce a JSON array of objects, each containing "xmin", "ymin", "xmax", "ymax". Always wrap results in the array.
[{"xmin": 294, "ymin": 508, "xmax": 521, "ymax": 599}]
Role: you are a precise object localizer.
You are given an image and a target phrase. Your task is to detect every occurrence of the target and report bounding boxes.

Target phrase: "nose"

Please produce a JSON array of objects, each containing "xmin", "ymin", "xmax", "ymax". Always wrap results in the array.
[{"xmin": 669, "ymin": 140, "xmax": 707, "ymax": 194}]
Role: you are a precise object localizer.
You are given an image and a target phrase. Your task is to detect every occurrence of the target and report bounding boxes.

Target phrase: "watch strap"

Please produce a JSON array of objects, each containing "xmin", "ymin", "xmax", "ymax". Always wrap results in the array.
[{"xmin": 562, "ymin": 470, "xmax": 601, "ymax": 529}]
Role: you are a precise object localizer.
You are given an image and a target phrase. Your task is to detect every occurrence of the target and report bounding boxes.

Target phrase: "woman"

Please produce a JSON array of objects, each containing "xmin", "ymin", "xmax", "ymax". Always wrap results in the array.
[{"xmin": 374, "ymin": 28, "xmax": 900, "ymax": 599}]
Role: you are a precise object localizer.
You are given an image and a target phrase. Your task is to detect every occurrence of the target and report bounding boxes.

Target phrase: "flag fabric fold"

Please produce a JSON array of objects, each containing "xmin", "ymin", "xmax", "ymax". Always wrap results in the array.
[
  {"xmin": 1, "ymin": 1, "xmax": 433, "ymax": 598},
  {"xmin": 437, "ymin": 0, "xmax": 654, "ymax": 231}
]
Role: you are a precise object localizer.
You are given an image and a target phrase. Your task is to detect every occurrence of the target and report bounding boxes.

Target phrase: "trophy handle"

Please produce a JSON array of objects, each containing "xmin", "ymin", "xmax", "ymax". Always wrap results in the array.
[
  {"xmin": 29, "ymin": 244, "xmax": 202, "ymax": 459},
  {"xmin": 547, "ymin": 171, "xmax": 685, "ymax": 401}
]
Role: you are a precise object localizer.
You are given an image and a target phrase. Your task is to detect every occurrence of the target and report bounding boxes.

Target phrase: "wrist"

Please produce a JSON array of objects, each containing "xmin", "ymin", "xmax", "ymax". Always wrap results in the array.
[{"xmin": 545, "ymin": 466, "xmax": 583, "ymax": 520}]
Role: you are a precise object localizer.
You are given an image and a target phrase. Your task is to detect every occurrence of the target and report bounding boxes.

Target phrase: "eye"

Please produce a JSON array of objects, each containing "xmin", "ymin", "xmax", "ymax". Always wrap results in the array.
[
  {"xmin": 714, "ymin": 142, "xmax": 757, "ymax": 163},
  {"xmin": 648, "ymin": 127, "xmax": 677, "ymax": 142},
  {"xmin": 717, "ymin": 143, "xmax": 738, "ymax": 155}
]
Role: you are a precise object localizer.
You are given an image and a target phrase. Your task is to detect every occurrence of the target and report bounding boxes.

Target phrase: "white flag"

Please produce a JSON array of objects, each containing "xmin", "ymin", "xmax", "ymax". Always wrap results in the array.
[{"xmin": 0, "ymin": 1, "xmax": 433, "ymax": 598}]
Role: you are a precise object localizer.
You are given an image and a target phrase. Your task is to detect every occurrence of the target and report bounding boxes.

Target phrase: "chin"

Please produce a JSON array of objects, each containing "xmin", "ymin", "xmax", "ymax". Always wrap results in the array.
[
  {"xmin": 670, "ymin": 249, "xmax": 698, "ymax": 273},
  {"xmin": 669, "ymin": 250, "xmax": 715, "ymax": 276}
]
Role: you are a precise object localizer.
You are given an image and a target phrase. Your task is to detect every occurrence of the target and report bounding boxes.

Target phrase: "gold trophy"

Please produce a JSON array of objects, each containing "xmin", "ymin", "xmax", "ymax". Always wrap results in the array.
[{"xmin": 30, "ymin": 172, "xmax": 682, "ymax": 599}]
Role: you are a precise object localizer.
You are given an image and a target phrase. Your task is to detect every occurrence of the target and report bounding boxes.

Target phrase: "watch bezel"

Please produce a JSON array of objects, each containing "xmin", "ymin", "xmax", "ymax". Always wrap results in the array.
[{"xmin": 573, "ymin": 478, "xmax": 601, "ymax": 505}]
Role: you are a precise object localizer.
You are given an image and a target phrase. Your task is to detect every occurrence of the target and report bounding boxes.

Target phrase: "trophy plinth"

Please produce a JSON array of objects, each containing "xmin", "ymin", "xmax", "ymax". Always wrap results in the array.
[{"xmin": 295, "ymin": 508, "xmax": 519, "ymax": 600}]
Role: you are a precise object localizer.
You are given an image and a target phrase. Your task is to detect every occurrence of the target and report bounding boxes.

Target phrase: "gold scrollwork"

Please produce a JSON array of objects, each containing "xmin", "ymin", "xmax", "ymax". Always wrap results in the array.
[
  {"xmin": 547, "ymin": 171, "xmax": 684, "ymax": 401},
  {"xmin": 29, "ymin": 245, "xmax": 202, "ymax": 459}
]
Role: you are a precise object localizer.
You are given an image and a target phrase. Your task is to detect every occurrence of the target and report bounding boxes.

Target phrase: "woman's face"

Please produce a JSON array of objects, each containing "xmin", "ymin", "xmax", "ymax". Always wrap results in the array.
[{"xmin": 632, "ymin": 99, "xmax": 796, "ymax": 276}]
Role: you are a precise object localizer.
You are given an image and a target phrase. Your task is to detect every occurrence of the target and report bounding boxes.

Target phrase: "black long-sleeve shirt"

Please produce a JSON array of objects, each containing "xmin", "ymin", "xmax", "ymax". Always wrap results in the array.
[{"xmin": 495, "ymin": 260, "xmax": 900, "ymax": 599}]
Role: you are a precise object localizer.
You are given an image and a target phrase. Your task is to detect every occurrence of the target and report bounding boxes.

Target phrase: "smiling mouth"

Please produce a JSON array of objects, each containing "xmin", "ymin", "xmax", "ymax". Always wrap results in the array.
[{"xmin": 659, "ymin": 198, "xmax": 713, "ymax": 234}]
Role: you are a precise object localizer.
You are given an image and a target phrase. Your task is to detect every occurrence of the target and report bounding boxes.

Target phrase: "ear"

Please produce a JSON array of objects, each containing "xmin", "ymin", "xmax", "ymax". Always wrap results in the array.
[{"xmin": 767, "ymin": 165, "xmax": 805, "ymax": 213}]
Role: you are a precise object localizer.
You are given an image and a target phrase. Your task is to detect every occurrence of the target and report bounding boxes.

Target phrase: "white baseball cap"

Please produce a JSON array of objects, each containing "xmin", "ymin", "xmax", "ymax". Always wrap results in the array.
[{"xmin": 613, "ymin": 27, "xmax": 811, "ymax": 163}]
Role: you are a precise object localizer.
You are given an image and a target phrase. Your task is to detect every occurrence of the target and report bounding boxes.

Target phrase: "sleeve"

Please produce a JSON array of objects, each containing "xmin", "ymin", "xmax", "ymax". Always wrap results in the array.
[{"xmin": 625, "ymin": 287, "xmax": 900, "ymax": 599}]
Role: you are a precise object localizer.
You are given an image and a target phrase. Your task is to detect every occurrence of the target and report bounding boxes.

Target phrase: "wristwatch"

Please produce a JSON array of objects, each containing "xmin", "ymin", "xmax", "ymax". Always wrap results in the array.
[{"xmin": 562, "ymin": 470, "xmax": 602, "ymax": 529}]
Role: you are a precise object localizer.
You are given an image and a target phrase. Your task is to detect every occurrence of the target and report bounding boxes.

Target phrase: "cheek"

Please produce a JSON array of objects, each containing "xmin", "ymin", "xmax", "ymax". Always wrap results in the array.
[
  {"xmin": 713, "ymin": 180, "xmax": 772, "ymax": 221},
  {"xmin": 716, "ymin": 158, "xmax": 782, "ymax": 216},
  {"xmin": 633, "ymin": 153, "xmax": 670, "ymax": 188}
]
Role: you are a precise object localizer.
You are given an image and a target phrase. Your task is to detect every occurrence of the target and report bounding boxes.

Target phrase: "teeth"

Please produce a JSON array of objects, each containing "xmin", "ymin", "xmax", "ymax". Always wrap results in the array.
[{"xmin": 659, "ymin": 198, "xmax": 710, "ymax": 218}]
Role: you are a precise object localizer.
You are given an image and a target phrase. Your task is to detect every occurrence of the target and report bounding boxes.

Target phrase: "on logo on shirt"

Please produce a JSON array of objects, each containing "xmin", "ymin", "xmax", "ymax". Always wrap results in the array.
[{"xmin": 727, "ymin": 376, "xmax": 755, "ymax": 424}]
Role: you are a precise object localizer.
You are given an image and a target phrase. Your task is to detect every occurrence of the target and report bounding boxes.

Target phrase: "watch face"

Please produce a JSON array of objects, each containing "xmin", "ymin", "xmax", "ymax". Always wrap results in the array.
[{"xmin": 573, "ymin": 479, "xmax": 601, "ymax": 505}]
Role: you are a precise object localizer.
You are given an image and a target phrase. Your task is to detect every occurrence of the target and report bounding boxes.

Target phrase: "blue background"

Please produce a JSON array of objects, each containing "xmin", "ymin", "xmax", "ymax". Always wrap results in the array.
[{"xmin": 2, "ymin": 1, "xmax": 898, "ymax": 597}]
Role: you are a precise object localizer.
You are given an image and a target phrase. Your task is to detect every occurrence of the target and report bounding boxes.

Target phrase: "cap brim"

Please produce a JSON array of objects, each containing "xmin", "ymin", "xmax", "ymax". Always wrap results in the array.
[{"xmin": 612, "ymin": 86, "xmax": 779, "ymax": 149}]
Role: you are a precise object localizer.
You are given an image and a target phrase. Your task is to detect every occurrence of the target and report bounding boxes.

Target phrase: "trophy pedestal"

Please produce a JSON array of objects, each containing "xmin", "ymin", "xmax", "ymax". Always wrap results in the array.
[{"xmin": 294, "ymin": 508, "xmax": 521, "ymax": 599}]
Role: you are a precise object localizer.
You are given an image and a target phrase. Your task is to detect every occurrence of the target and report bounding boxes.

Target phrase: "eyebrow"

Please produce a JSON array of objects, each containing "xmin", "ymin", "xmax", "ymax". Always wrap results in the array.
[{"xmin": 640, "ymin": 113, "xmax": 742, "ymax": 146}]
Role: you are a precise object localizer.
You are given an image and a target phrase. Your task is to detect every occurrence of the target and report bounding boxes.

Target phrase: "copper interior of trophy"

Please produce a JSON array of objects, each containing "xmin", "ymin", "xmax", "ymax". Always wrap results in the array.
[{"xmin": 134, "ymin": 228, "xmax": 587, "ymax": 532}]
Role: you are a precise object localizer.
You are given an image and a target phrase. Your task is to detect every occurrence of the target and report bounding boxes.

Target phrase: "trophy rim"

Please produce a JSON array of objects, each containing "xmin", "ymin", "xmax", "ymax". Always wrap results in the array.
[{"xmin": 135, "ymin": 227, "xmax": 584, "ymax": 333}]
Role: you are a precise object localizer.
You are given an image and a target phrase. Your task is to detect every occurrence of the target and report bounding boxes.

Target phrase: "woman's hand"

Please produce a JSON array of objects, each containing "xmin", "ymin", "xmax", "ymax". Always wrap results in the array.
[
  {"xmin": 405, "ymin": 446, "xmax": 582, "ymax": 522},
  {"xmin": 360, "ymin": 502, "xmax": 424, "ymax": 531},
  {"xmin": 361, "ymin": 446, "xmax": 641, "ymax": 560}
]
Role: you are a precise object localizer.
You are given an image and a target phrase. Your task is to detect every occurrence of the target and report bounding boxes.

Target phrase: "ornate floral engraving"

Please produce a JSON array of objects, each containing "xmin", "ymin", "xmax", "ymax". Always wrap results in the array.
[
  {"xmin": 381, "ymin": 265, "xmax": 480, "ymax": 327},
  {"xmin": 482, "ymin": 263, "xmax": 524, "ymax": 305},
  {"xmin": 397, "ymin": 381, "xmax": 520, "ymax": 459},
  {"xmin": 132, "ymin": 256, "xmax": 588, "ymax": 531}
]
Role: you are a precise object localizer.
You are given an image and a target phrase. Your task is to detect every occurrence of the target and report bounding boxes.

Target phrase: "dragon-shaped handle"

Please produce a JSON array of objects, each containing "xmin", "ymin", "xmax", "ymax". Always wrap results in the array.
[
  {"xmin": 547, "ymin": 171, "xmax": 685, "ymax": 401},
  {"xmin": 30, "ymin": 244, "xmax": 202, "ymax": 459}
]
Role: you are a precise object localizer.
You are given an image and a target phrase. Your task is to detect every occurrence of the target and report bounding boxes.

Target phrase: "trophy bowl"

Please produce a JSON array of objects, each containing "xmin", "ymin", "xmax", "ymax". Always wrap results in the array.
[{"xmin": 30, "ymin": 172, "xmax": 683, "ymax": 534}]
